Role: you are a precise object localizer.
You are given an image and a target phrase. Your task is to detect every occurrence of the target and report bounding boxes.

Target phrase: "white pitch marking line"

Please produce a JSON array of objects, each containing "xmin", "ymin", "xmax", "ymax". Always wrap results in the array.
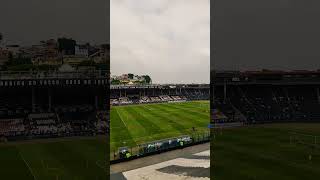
[
  {"xmin": 194, "ymin": 150, "xmax": 210, "ymax": 157},
  {"xmin": 116, "ymin": 108, "xmax": 128, "ymax": 128},
  {"xmin": 18, "ymin": 150, "xmax": 37, "ymax": 180}
]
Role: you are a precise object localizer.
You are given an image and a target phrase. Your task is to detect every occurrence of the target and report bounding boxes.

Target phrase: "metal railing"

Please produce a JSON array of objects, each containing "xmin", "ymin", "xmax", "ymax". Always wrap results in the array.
[
  {"xmin": 110, "ymin": 131, "xmax": 210, "ymax": 163},
  {"xmin": 0, "ymin": 70, "xmax": 108, "ymax": 80}
]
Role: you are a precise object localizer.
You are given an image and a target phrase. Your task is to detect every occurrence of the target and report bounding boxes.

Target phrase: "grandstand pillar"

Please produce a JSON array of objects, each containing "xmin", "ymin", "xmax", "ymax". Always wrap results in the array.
[
  {"xmin": 32, "ymin": 87, "xmax": 35, "ymax": 113},
  {"xmin": 124, "ymin": 89, "xmax": 127, "ymax": 97},
  {"xmin": 212, "ymin": 84, "xmax": 215, "ymax": 103},
  {"xmin": 48, "ymin": 88, "xmax": 52, "ymax": 112},
  {"xmin": 95, "ymin": 95, "xmax": 98, "ymax": 109},
  {"xmin": 119, "ymin": 89, "xmax": 121, "ymax": 97}
]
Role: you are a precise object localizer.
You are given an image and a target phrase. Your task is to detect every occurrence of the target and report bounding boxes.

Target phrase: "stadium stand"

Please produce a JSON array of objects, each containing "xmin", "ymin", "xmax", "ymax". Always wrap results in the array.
[
  {"xmin": 212, "ymin": 70, "xmax": 320, "ymax": 124},
  {"xmin": 0, "ymin": 118, "xmax": 25, "ymax": 137},
  {"xmin": 0, "ymin": 70, "xmax": 108, "ymax": 141},
  {"xmin": 110, "ymin": 84, "xmax": 209, "ymax": 106}
]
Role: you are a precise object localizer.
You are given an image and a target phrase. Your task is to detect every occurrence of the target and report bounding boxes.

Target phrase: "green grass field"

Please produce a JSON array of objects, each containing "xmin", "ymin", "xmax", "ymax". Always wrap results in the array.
[
  {"xmin": 110, "ymin": 101, "xmax": 210, "ymax": 153},
  {"xmin": 0, "ymin": 136, "xmax": 107, "ymax": 180},
  {"xmin": 213, "ymin": 123, "xmax": 320, "ymax": 180}
]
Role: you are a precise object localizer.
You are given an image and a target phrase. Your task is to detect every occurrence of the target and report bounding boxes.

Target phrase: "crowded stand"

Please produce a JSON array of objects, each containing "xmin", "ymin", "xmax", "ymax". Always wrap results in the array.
[
  {"xmin": 118, "ymin": 97, "xmax": 133, "ymax": 105},
  {"xmin": 29, "ymin": 113, "xmax": 58, "ymax": 136},
  {"xmin": 139, "ymin": 96, "xmax": 150, "ymax": 103},
  {"xmin": 0, "ymin": 119, "xmax": 25, "ymax": 137},
  {"xmin": 110, "ymin": 99, "xmax": 119, "ymax": 105},
  {"xmin": 0, "ymin": 66, "xmax": 108, "ymax": 142},
  {"xmin": 171, "ymin": 96, "xmax": 186, "ymax": 102},
  {"xmin": 0, "ymin": 92, "xmax": 108, "ymax": 140},
  {"xmin": 149, "ymin": 96, "xmax": 162, "ymax": 103},
  {"xmin": 111, "ymin": 95, "xmax": 205, "ymax": 105},
  {"xmin": 110, "ymin": 84, "xmax": 209, "ymax": 106},
  {"xmin": 159, "ymin": 95, "xmax": 173, "ymax": 102}
]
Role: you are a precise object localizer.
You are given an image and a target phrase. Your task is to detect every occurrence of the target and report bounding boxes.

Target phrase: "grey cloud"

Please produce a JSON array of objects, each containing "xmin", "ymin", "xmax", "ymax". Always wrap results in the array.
[
  {"xmin": 213, "ymin": 0, "xmax": 320, "ymax": 71},
  {"xmin": 0, "ymin": 0, "xmax": 108, "ymax": 45},
  {"xmin": 111, "ymin": 0, "xmax": 210, "ymax": 84}
]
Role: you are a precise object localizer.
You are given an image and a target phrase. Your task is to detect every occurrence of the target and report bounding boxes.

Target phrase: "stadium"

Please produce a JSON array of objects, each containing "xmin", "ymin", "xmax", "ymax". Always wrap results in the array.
[
  {"xmin": 212, "ymin": 70, "xmax": 320, "ymax": 179},
  {"xmin": 110, "ymin": 83, "xmax": 210, "ymax": 179},
  {"xmin": 0, "ymin": 70, "xmax": 108, "ymax": 180}
]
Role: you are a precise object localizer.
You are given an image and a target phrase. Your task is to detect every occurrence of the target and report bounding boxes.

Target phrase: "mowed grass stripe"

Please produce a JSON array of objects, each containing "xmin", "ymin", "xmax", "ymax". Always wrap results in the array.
[
  {"xmin": 139, "ymin": 105, "xmax": 188, "ymax": 134},
  {"xmin": 116, "ymin": 107, "xmax": 151, "ymax": 140},
  {"xmin": 18, "ymin": 144, "xmax": 69, "ymax": 179},
  {"xmin": 110, "ymin": 101, "xmax": 210, "ymax": 150},
  {"xmin": 125, "ymin": 106, "xmax": 163, "ymax": 135},
  {"xmin": 165, "ymin": 101, "xmax": 209, "ymax": 112},
  {"xmin": 20, "ymin": 142, "xmax": 82, "ymax": 179},
  {"xmin": 177, "ymin": 102, "xmax": 210, "ymax": 115},
  {"xmin": 135, "ymin": 105, "xmax": 181, "ymax": 133},
  {"xmin": 0, "ymin": 137, "xmax": 107, "ymax": 180},
  {"xmin": 57, "ymin": 141, "xmax": 107, "ymax": 179},
  {"xmin": 164, "ymin": 103, "xmax": 210, "ymax": 119},
  {"xmin": 213, "ymin": 124, "xmax": 320, "ymax": 180},
  {"xmin": 26, "ymin": 140, "xmax": 106, "ymax": 179},
  {"xmin": 153, "ymin": 103, "xmax": 206, "ymax": 128},
  {"xmin": 146, "ymin": 104, "xmax": 196, "ymax": 131},
  {"xmin": 0, "ymin": 146, "xmax": 34, "ymax": 179},
  {"xmin": 164, "ymin": 104, "xmax": 210, "ymax": 122},
  {"xmin": 110, "ymin": 108, "xmax": 136, "ymax": 150},
  {"xmin": 214, "ymin": 145, "xmax": 303, "ymax": 180},
  {"xmin": 215, "ymin": 137, "xmax": 319, "ymax": 179},
  {"xmin": 41, "ymin": 141, "xmax": 98, "ymax": 179}
]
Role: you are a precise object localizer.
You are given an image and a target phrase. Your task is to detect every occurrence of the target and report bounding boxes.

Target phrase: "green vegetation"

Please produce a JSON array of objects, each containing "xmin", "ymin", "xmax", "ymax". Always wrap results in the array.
[
  {"xmin": 142, "ymin": 75, "xmax": 151, "ymax": 84},
  {"xmin": 6, "ymin": 64, "xmax": 34, "ymax": 71},
  {"xmin": 111, "ymin": 74, "xmax": 152, "ymax": 85},
  {"xmin": 110, "ymin": 101, "xmax": 210, "ymax": 152},
  {"xmin": 0, "ymin": 136, "xmax": 107, "ymax": 180},
  {"xmin": 111, "ymin": 79, "xmax": 121, "ymax": 85},
  {"xmin": 212, "ymin": 123, "xmax": 320, "ymax": 180},
  {"xmin": 3, "ymin": 54, "xmax": 59, "ymax": 71},
  {"xmin": 58, "ymin": 38, "xmax": 76, "ymax": 54},
  {"xmin": 128, "ymin": 73, "xmax": 134, "ymax": 79}
]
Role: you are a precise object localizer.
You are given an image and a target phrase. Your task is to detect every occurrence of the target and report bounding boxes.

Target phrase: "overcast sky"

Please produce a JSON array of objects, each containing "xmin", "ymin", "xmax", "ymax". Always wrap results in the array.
[
  {"xmin": 111, "ymin": 0, "xmax": 210, "ymax": 84},
  {"xmin": 213, "ymin": 0, "xmax": 320, "ymax": 71},
  {"xmin": 0, "ymin": 0, "xmax": 108, "ymax": 45}
]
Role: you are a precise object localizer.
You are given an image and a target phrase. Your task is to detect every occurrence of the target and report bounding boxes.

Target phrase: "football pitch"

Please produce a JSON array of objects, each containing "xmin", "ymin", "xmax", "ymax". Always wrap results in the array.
[
  {"xmin": 0, "ymin": 136, "xmax": 107, "ymax": 180},
  {"xmin": 110, "ymin": 101, "xmax": 210, "ymax": 153},
  {"xmin": 213, "ymin": 123, "xmax": 320, "ymax": 180}
]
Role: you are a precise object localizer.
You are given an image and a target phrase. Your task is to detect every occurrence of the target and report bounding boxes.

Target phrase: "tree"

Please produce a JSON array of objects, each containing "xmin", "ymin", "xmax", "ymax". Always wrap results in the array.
[
  {"xmin": 111, "ymin": 79, "xmax": 121, "ymax": 85},
  {"xmin": 58, "ymin": 38, "xmax": 76, "ymax": 55},
  {"xmin": 128, "ymin": 73, "xmax": 134, "ymax": 79},
  {"xmin": 142, "ymin": 75, "xmax": 152, "ymax": 84}
]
